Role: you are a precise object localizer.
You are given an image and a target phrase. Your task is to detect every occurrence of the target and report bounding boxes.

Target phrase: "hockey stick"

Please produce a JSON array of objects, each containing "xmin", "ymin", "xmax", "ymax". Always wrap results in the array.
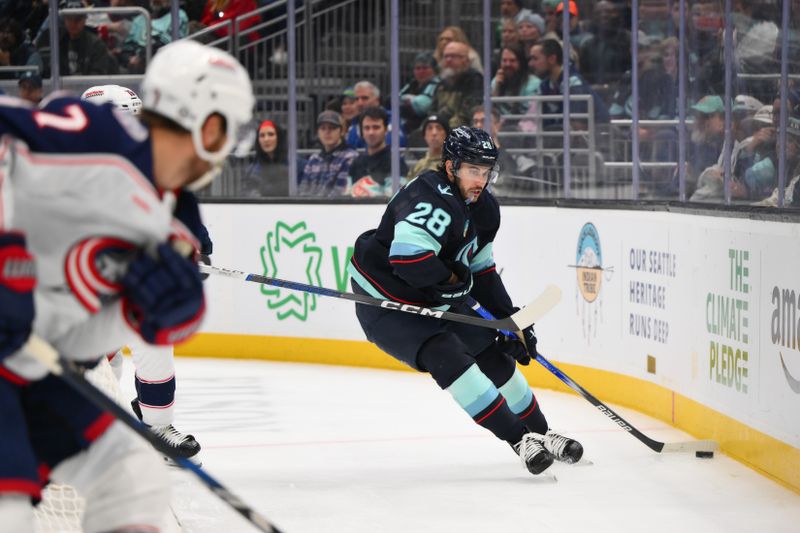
[
  {"xmin": 467, "ymin": 299, "xmax": 719, "ymax": 454},
  {"xmin": 23, "ymin": 336, "xmax": 283, "ymax": 533},
  {"xmin": 201, "ymin": 263, "xmax": 561, "ymax": 332}
]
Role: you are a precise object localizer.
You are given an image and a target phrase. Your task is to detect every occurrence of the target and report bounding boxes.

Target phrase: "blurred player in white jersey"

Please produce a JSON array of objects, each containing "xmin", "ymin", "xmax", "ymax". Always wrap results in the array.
[
  {"xmin": 82, "ymin": 84, "xmax": 205, "ymax": 464},
  {"xmin": 0, "ymin": 40, "xmax": 253, "ymax": 532}
]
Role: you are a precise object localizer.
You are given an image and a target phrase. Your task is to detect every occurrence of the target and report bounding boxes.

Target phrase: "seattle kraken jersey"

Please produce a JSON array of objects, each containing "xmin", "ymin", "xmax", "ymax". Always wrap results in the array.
[
  {"xmin": 348, "ymin": 169, "xmax": 515, "ymax": 316},
  {"xmin": 0, "ymin": 95, "xmax": 199, "ymax": 361}
]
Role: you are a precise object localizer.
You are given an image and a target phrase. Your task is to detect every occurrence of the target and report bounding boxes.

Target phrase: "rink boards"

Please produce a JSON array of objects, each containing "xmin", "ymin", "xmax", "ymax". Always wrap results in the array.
[{"xmin": 177, "ymin": 202, "xmax": 800, "ymax": 492}]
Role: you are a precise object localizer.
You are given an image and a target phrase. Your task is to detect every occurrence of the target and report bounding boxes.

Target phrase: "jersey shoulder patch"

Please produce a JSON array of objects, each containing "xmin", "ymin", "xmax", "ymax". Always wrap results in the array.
[{"xmin": 64, "ymin": 237, "xmax": 137, "ymax": 314}]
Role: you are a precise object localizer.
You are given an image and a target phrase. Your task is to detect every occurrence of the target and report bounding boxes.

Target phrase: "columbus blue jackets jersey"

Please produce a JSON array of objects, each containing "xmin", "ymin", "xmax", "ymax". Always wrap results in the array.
[
  {"xmin": 348, "ymin": 169, "xmax": 515, "ymax": 316},
  {"xmin": 0, "ymin": 94, "xmax": 199, "ymax": 362}
]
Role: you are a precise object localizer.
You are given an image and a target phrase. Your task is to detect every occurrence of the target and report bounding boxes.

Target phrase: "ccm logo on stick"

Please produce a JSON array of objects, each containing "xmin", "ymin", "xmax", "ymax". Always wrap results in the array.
[{"xmin": 380, "ymin": 301, "xmax": 443, "ymax": 317}]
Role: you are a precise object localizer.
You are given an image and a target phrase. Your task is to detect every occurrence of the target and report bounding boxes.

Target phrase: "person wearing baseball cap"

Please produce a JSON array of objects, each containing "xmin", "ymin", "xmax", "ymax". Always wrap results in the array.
[
  {"xmin": 551, "ymin": 0, "xmax": 592, "ymax": 54},
  {"xmin": 691, "ymin": 95, "xmax": 725, "ymax": 115},
  {"xmin": 340, "ymin": 86, "xmax": 358, "ymax": 123},
  {"xmin": 406, "ymin": 114, "xmax": 450, "ymax": 181},
  {"xmin": 400, "ymin": 52, "xmax": 441, "ymax": 133},
  {"xmin": 298, "ymin": 109, "xmax": 359, "ymax": 197},
  {"xmin": 17, "ymin": 71, "xmax": 43, "ymax": 105},
  {"xmin": 690, "ymin": 95, "xmax": 771, "ymax": 202},
  {"xmin": 733, "ymin": 95, "xmax": 763, "ymax": 116},
  {"xmin": 556, "ymin": 0, "xmax": 578, "ymax": 17},
  {"xmin": 754, "ymin": 113, "xmax": 800, "ymax": 206},
  {"xmin": 738, "ymin": 104, "xmax": 778, "ymax": 201}
]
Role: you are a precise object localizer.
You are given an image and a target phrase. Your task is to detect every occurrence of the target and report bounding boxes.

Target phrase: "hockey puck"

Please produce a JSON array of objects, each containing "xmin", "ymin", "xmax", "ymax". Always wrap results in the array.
[{"xmin": 695, "ymin": 451, "xmax": 714, "ymax": 458}]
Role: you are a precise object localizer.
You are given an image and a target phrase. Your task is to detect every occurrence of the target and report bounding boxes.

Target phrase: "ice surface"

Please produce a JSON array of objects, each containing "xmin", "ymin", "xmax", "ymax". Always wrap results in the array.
[{"xmin": 119, "ymin": 357, "xmax": 800, "ymax": 533}]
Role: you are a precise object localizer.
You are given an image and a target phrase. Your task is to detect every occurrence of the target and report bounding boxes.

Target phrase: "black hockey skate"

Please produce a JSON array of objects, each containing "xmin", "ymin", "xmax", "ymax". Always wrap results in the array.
[
  {"xmin": 541, "ymin": 430, "xmax": 583, "ymax": 464},
  {"xmin": 131, "ymin": 399, "xmax": 202, "ymax": 466},
  {"xmin": 513, "ymin": 433, "xmax": 554, "ymax": 475}
]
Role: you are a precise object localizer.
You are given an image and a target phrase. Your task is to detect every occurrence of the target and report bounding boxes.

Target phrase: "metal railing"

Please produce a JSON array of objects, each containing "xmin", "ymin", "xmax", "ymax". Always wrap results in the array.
[
  {"xmin": 0, "ymin": 66, "xmax": 39, "ymax": 75},
  {"xmin": 492, "ymin": 94, "xmax": 598, "ymax": 188},
  {"xmin": 12, "ymin": 0, "xmax": 798, "ymax": 207}
]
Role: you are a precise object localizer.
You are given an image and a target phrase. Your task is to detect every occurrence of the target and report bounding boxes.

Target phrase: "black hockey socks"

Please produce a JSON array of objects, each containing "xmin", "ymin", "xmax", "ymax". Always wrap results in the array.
[
  {"xmin": 474, "ymin": 341, "xmax": 549, "ymax": 435},
  {"xmin": 498, "ymin": 369, "xmax": 548, "ymax": 435},
  {"xmin": 445, "ymin": 364, "xmax": 528, "ymax": 443},
  {"xmin": 418, "ymin": 334, "xmax": 527, "ymax": 444}
]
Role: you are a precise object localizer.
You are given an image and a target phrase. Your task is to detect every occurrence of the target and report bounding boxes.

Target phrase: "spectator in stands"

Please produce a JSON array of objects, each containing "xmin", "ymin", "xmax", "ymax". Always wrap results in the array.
[
  {"xmin": 119, "ymin": 0, "xmax": 187, "ymax": 73},
  {"xmin": 739, "ymin": 104, "xmax": 777, "ymax": 200},
  {"xmin": 741, "ymin": 90, "xmax": 800, "ymax": 201},
  {"xmin": 471, "ymin": 105, "xmax": 520, "ymax": 197},
  {"xmin": 690, "ymin": 95, "xmax": 762, "ymax": 202},
  {"xmin": 608, "ymin": 34, "xmax": 679, "ymax": 188},
  {"xmin": 0, "ymin": 17, "xmax": 43, "ymax": 79},
  {"xmin": 756, "ymin": 114, "xmax": 800, "ymax": 207},
  {"xmin": 349, "ymin": 106, "xmax": 408, "ymax": 198},
  {"xmin": 733, "ymin": 0, "xmax": 779, "ymax": 103},
  {"xmin": 346, "ymin": 80, "xmax": 406, "ymax": 148},
  {"xmin": 554, "ymin": 1, "xmax": 593, "ymax": 53},
  {"xmin": 433, "ymin": 25, "xmax": 483, "ymax": 74},
  {"xmin": 609, "ymin": 35, "xmax": 676, "ymax": 122},
  {"xmin": 433, "ymin": 41, "xmax": 484, "ymax": 128},
  {"xmin": 639, "ymin": 0, "xmax": 673, "ymax": 39},
  {"xmin": 578, "ymin": 0, "xmax": 631, "ymax": 86},
  {"xmin": 406, "ymin": 114, "xmax": 449, "ymax": 181},
  {"xmin": 685, "ymin": 0, "xmax": 726, "ymax": 98},
  {"xmin": 200, "ymin": 0, "xmax": 260, "ymax": 43},
  {"xmin": 352, "ymin": 81, "xmax": 380, "ymax": 113},
  {"xmin": 516, "ymin": 12, "xmax": 545, "ymax": 58},
  {"xmin": 93, "ymin": 0, "xmax": 136, "ymax": 59},
  {"xmin": 659, "ymin": 35, "xmax": 679, "ymax": 98},
  {"xmin": 541, "ymin": 0, "xmax": 561, "ymax": 38},
  {"xmin": 498, "ymin": 0, "xmax": 532, "ymax": 39},
  {"xmin": 340, "ymin": 86, "xmax": 359, "ymax": 124},
  {"xmin": 60, "ymin": 0, "xmax": 119, "ymax": 75},
  {"xmin": 240, "ymin": 119, "xmax": 300, "ymax": 197},
  {"xmin": 17, "ymin": 71, "xmax": 42, "ymax": 105},
  {"xmin": 527, "ymin": 39, "xmax": 609, "ymax": 131},
  {"xmin": 681, "ymin": 94, "xmax": 725, "ymax": 196},
  {"xmin": 492, "ymin": 43, "xmax": 540, "ymax": 116},
  {"xmin": 500, "ymin": 17, "xmax": 521, "ymax": 49},
  {"xmin": 492, "ymin": 17, "xmax": 521, "ymax": 71},
  {"xmin": 299, "ymin": 110, "xmax": 358, "ymax": 197},
  {"xmin": 400, "ymin": 52, "xmax": 441, "ymax": 135}
]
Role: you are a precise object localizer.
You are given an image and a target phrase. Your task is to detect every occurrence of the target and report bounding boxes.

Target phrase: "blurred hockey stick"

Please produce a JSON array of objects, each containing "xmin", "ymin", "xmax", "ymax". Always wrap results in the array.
[
  {"xmin": 467, "ymin": 299, "xmax": 719, "ymax": 454},
  {"xmin": 23, "ymin": 336, "xmax": 283, "ymax": 533},
  {"xmin": 201, "ymin": 263, "xmax": 561, "ymax": 332}
]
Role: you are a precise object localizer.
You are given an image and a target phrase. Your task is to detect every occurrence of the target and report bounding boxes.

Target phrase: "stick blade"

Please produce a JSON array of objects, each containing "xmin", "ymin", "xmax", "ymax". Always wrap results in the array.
[
  {"xmin": 661, "ymin": 440, "xmax": 720, "ymax": 453},
  {"xmin": 509, "ymin": 285, "xmax": 562, "ymax": 329}
]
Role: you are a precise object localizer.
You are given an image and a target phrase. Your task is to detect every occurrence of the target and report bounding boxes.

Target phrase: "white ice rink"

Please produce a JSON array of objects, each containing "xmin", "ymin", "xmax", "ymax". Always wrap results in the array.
[{"xmin": 121, "ymin": 357, "xmax": 800, "ymax": 533}]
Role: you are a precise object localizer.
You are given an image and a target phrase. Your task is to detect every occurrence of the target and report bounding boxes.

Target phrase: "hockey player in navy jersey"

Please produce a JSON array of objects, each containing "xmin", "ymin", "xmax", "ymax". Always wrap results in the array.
[
  {"xmin": 82, "ymin": 84, "xmax": 206, "ymax": 465},
  {"xmin": 348, "ymin": 126, "xmax": 583, "ymax": 475},
  {"xmin": 0, "ymin": 40, "xmax": 253, "ymax": 531}
]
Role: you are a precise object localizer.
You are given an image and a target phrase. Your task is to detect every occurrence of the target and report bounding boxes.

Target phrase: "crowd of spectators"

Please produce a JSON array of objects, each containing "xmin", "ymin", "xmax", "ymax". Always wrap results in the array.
[
  {"xmin": 1, "ymin": 0, "xmax": 798, "ymax": 206},
  {"xmin": 279, "ymin": 0, "xmax": 798, "ymax": 204},
  {"xmin": 0, "ymin": 0, "xmax": 265, "ymax": 78}
]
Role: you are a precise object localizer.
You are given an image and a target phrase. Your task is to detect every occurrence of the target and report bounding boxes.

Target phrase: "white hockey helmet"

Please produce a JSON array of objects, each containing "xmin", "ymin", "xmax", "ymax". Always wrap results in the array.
[
  {"xmin": 81, "ymin": 84, "xmax": 143, "ymax": 115},
  {"xmin": 140, "ymin": 40, "xmax": 255, "ymax": 165}
]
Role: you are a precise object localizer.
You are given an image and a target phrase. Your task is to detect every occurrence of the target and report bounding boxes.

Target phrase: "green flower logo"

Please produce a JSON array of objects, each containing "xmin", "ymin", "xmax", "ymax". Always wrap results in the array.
[{"xmin": 259, "ymin": 221, "xmax": 323, "ymax": 321}]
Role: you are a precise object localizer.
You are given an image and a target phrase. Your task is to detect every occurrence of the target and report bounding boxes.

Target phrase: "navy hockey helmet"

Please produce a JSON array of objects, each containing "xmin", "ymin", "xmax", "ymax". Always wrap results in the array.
[{"xmin": 442, "ymin": 126, "xmax": 499, "ymax": 172}]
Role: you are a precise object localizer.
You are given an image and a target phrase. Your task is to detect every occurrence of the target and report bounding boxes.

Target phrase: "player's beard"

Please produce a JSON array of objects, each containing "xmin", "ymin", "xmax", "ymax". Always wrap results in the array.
[
  {"xmin": 465, "ymin": 186, "xmax": 484, "ymax": 203},
  {"xmin": 456, "ymin": 176, "xmax": 484, "ymax": 204}
]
